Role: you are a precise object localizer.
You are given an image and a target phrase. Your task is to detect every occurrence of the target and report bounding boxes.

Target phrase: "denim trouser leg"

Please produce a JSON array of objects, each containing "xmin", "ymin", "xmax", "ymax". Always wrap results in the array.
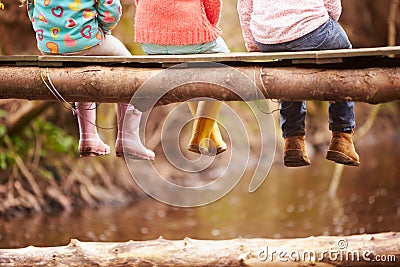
[
  {"xmin": 329, "ymin": 102, "xmax": 356, "ymax": 132},
  {"xmin": 255, "ymin": 17, "xmax": 356, "ymax": 137},
  {"xmin": 280, "ymin": 100, "xmax": 307, "ymax": 138}
]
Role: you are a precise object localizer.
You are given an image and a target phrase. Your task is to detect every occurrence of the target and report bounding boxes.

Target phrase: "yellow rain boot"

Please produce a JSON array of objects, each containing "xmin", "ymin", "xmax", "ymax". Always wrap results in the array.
[
  {"xmin": 187, "ymin": 101, "xmax": 225, "ymax": 156},
  {"xmin": 209, "ymin": 121, "xmax": 227, "ymax": 155}
]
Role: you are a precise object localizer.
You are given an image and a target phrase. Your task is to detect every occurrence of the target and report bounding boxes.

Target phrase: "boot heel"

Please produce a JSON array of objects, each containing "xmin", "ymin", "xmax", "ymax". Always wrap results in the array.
[
  {"xmin": 80, "ymin": 152, "xmax": 104, "ymax": 157},
  {"xmin": 326, "ymin": 131, "xmax": 360, "ymax": 166},
  {"xmin": 188, "ymin": 144, "xmax": 200, "ymax": 154},
  {"xmin": 326, "ymin": 150, "xmax": 360, "ymax": 166},
  {"xmin": 216, "ymin": 144, "xmax": 227, "ymax": 155},
  {"xmin": 284, "ymin": 150, "xmax": 311, "ymax": 167}
]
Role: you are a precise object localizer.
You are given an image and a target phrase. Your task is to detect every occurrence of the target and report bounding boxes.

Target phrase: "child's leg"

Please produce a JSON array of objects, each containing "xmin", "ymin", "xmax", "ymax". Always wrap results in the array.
[
  {"xmin": 79, "ymin": 35, "xmax": 154, "ymax": 160},
  {"xmin": 67, "ymin": 35, "xmax": 130, "ymax": 157},
  {"xmin": 115, "ymin": 103, "xmax": 155, "ymax": 160},
  {"xmin": 187, "ymin": 102, "xmax": 226, "ymax": 155},
  {"xmin": 326, "ymin": 102, "xmax": 359, "ymax": 166},
  {"xmin": 75, "ymin": 102, "xmax": 110, "ymax": 157},
  {"xmin": 280, "ymin": 101, "xmax": 307, "ymax": 138},
  {"xmin": 187, "ymin": 38, "xmax": 229, "ymax": 155},
  {"xmin": 78, "ymin": 35, "xmax": 132, "ymax": 57},
  {"xmin": 188, "ymin": 101, "xmax": 222, "ymax": 155},
  {"xmin": 142, "ymin": 38, "xmax": 230, "ymax": 157},
  {"xmin": 280, "ymin": 100, "xmax": 310, "ymax": 167},
  {"xmin": 328, "ymin": 102, "xmax": 355, "ymax": 133}
]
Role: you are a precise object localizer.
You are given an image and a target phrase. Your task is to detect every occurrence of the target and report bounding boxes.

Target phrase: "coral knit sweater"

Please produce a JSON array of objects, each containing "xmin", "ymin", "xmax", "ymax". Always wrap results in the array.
[{"xmin": 134, "ymin": 0, "xmax": 222, "ymax": 45}]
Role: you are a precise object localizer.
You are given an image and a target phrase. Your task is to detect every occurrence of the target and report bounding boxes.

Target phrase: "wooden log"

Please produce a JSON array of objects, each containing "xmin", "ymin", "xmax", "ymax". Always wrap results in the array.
[
  {"xmin": 0, "ymin": 232, "xmax": 399, "ymax": 266},
  {"xmin": 0, "ymin": 64, "xmax": 399, "ymax": 106}
]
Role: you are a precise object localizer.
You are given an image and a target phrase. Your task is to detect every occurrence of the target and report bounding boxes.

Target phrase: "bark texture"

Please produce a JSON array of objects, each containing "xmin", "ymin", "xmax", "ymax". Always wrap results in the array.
[
  {"xmin": 0, "ymin": 66, "xmax": 399, "ymax": 107},
  {"xmin": 0, "ymin": 232, "xmax": 399, "ymax": 266}
]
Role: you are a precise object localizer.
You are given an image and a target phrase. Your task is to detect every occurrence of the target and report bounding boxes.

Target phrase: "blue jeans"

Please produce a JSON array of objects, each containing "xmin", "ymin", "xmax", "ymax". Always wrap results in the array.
[{"xmin": 254, "ymin": 17, "xmax": 355, "ymax": 138}]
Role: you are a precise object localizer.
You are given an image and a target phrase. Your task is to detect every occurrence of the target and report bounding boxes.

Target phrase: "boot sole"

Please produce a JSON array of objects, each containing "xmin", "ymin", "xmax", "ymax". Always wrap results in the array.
[
  {"xmin": 79, "ymin": 142, "xmax": 110, "ymax": 157},
  {"xmin": 79, "ymin": 150, "xmax": 110, "ymax": 157},
  {"xmin": 116, "ymin": 151, "xmax": 154, "ymax": 161},
  {"xmin": 284, "ymin": 150, "xmax": 311, "ymax": 167},
  {"xmin": 326, "ymin": 150, "xmax": 360, "ymax": 166},
  {"xmin": 188, "ymin": 144, "xmax": 227, "ymax": 156},
  {"xmin": 284, "ymin": 156, "xmax": 311, "ymax": 167},
  {"xmin": 80, "ymin": 152, "xmax": 109, "ymax": 157},
  {"xmin": 216, "ymin": 145, "xmax": 227, "ymax": 155}
]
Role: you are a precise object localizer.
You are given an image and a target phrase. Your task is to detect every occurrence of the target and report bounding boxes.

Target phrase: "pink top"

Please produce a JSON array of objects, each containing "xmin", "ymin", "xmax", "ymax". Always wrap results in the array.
[
  {"xmin": 134, "ymin": 0, "xmax": 222, "ymax": 45},
  {"xmin": 237, "ymin": 0, "xmax": 342, "ymax": 51}
]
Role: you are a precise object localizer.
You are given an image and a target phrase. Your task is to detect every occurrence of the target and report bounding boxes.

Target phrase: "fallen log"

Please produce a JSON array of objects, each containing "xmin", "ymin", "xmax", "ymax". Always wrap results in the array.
[
  {"xmin": 0, "ymin": 232, "xmax": 399, "ymax": 266},
  {"xmin": 0, "ymin": 64, "xmax": 399, "ymax": 107},
  {"xmin": 1, "ymin": 48, "xmax": 400, "ymax": 106}
]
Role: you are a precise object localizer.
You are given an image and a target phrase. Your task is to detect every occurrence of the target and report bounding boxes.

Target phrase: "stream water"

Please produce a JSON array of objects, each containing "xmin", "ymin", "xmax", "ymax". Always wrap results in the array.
[{"xmin": 1, "ymin": 138, "xmax": 400, "ymax": 249}]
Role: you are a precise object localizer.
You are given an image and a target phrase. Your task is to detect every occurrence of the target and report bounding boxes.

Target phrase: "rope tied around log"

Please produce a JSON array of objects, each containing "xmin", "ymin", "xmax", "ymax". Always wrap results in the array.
[
  {"xmin": 40, "ymin": 67, "xmax": 117, "ymax": 130},
  {"xmin": 40, "ymin": 68, "xmax": 73, "ymax": 111}
]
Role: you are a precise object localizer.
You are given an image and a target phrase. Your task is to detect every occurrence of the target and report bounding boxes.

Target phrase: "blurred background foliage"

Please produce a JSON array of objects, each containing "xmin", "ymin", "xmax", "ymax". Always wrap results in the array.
[{"xmin": 0, "ymin": 0, "xmax": 399, "ymax": 55}]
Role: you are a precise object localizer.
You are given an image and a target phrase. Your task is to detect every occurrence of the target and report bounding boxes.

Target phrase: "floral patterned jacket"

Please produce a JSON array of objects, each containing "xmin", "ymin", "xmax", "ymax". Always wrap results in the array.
[{"xmin": 27, "ymin": 0, "xmax": 121, "ymax": 54}]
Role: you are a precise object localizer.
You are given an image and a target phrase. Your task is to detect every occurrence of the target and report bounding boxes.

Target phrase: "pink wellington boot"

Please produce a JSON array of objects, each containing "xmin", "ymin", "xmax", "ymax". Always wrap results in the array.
[
  {"xmin": 75, "ymin": 102, "xmax": 110, "ymax": 157},
  {"xmin": 115, "ymin": 103, "xmax": 155, "ymax": 160}
]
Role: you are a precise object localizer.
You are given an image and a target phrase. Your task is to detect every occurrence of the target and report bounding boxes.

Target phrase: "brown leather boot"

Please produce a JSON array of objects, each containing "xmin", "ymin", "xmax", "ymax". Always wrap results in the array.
[
  {"xmin": 326, "ymin": 131, "xmax": 360, "ymax": 166},
  {"xmin": 284, "ymin": 135, "xmax": 311, "ymax": 167}
]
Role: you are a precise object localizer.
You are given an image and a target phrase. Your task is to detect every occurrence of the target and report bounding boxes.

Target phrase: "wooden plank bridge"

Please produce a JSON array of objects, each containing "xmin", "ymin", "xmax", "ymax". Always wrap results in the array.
[{"xmin": 0, "ymin": 46, "xmax": 399, "ymax": 105}]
